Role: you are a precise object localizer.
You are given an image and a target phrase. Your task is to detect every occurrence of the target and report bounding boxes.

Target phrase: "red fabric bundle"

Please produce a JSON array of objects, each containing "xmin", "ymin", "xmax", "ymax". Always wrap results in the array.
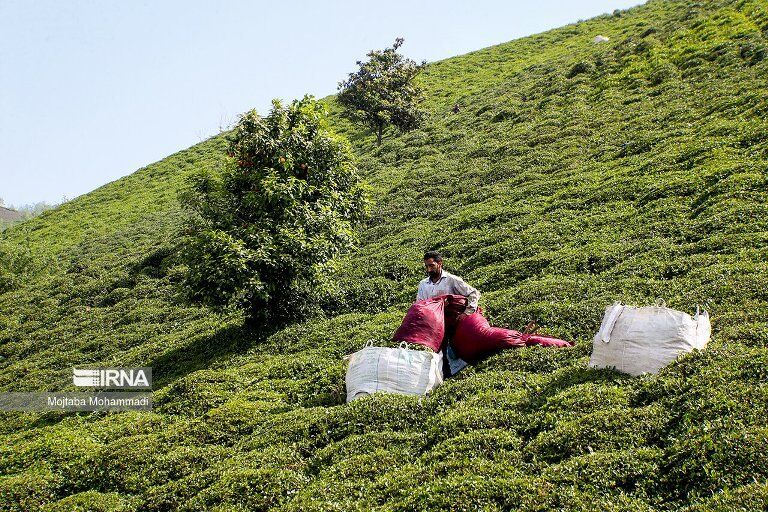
[
  {"xmin": 443, "ymin": 294, "xmax": 468, "ymax": 330},
  {"xmin": 452, "ymin": 309, "xmax": 572, "ymax": 363},
  {"xmin": 393, "ymin": 296, "xmax": 447, "ymax": 352},
  {"xmin": 524, "ymin": 333, "xmax": 573, "ymax": 348}
]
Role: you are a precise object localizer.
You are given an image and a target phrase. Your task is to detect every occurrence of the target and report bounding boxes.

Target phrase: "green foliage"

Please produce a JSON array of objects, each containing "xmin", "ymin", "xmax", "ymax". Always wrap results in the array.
[
  {"xmin": 0, "ymin": 234, "xmax": 37, "ymax": 294},
  {"xmin": 664, "ymin": 424, "xmax": 768, "ymax": 500},
  {"xmin": 525, "ymin": 405, "xmax": 666, "ymax": 463},
  {"xmin": 338, "ymin": 38, "xmax": 427, "ymax": 145},
  {"xmin": 177, "ymin": 96, "xmax": 369, "ymax": 325},
  {"xmin": 683, "ymin": 481, "xmax": 768, "ymax": 512},
  {"xmin": 0, "ymin": 469, "xmax": 62, "ymax": 512},
  {"xmin": 185, "ymin": 467, "xmax": 308, "ymax": 511},
  {"xmin": 41, "ymin": 491, "xmax": 138, "ymax": 512},
  {"xmin": 1, "ymin": 0, "xmax": 767, "ymax": 510},
  {"xmin": 541, "ymin": 448, "xmax": 663, "ymax": 496}
]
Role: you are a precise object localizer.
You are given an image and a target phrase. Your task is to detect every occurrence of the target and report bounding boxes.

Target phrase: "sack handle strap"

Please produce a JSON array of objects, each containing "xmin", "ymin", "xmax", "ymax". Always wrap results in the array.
[{"xmin": 599, "ymin": 302, "xmax": 624, "ymax": 343}]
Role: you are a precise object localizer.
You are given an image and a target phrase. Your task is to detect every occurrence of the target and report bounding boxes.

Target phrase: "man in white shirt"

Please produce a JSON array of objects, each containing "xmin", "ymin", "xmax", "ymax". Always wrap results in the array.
[
  {"xmin": 417, "ymin": 251, "xmax": 481, "ymax": 375},
  {"xmin": 417, "ymin": 251, "xmax": 480, "ymax": 316}
]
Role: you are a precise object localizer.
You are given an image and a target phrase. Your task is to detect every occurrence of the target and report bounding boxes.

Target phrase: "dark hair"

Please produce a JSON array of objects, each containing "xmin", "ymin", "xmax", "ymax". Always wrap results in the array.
[{"xmin": 423, "ymin": 250, "xmax": 442, "ymax": 262}]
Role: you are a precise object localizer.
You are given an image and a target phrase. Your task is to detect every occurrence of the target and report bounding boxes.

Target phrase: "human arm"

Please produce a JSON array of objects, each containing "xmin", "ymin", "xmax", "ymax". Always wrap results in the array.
[
  {"xmin": 450, "ymin": 275, "xmax": 480, "ymax": 315},
  {"xmin": 416, "ymin": 281, "xmax": 427, "ymax": 302}
]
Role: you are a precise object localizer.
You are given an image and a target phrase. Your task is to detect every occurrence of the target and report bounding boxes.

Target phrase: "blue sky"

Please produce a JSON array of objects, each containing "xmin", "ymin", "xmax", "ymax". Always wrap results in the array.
[{"xmin": 0, "ymin": 0, "xmax": 644, "ymax": 207}]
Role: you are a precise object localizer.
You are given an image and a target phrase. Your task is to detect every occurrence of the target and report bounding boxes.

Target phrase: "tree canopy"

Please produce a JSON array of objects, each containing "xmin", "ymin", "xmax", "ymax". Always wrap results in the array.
[
  {"xmin": 337, "ymin": 38, "xmax": 427, "ymax": 145},
  {"xmin": 178, "ymin": 95, "xmax": 369, "ymax": 325}
]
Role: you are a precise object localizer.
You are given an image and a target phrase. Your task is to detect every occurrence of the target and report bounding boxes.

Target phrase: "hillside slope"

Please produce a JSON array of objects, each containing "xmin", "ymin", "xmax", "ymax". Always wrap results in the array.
[{"xmin": 1, "ymin": 0, "xmax": 767, "ymax": 510}]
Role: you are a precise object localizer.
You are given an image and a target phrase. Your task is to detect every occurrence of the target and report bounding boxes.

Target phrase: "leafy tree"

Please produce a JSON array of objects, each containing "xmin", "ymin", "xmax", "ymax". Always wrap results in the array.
[
  {"xmin": 178, "ymin": 95, "xmax": 369, "ymax": 326},
  {"xmin": 337, "ymin": 38, "xmax": 427, "ymax": 145}
]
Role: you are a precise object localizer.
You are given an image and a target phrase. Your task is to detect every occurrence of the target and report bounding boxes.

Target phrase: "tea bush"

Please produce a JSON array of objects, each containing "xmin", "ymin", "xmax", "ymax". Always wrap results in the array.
[
  {"xmin": 663, "ymin": 423, "xmax": 768, "ymax": 500},
  {"xmin": 1, "ymin": 0, "xmax": 767, "ymax": 509},
  {"xmin": 41, "ymin": 491, "xmax": 138, "ymax": 512},
  {"xmin": 683, "ymin": 481, "xmax": 768, "ymax": 511},
  {"xmin": 525, "ymin": 405, "xmax": 667, "ymax": 463},
  {"xmin": 541, "ymin": 448, "xmax": 663, "ymax": 495},
  {"xmin": 184, "ymin": 467, "xmax": 308, "ymax": 511}
]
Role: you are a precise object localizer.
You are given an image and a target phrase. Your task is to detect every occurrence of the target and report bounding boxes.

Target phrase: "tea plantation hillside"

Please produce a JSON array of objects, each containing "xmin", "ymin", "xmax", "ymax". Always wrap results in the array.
[{"xmin": 2, "ymin": 0, "xmax": 768, "ymax": 509}]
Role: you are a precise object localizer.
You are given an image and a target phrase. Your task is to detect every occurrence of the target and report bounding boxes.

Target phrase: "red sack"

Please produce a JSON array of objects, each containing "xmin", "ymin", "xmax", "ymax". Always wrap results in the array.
[
  {"xmin": 443, "ymin": 294, "xmax": 468, "ymax": 330},
  {"xmin": 452, "ymin": 309, "xmax": 572, "ymax": 363},
  {"xmin": 524, "ymin": 333, "xmax": 572, "ymax": 348},
  {"xmin": 393, "ymin": 296, "xmax": 447, "ymax": 352}
]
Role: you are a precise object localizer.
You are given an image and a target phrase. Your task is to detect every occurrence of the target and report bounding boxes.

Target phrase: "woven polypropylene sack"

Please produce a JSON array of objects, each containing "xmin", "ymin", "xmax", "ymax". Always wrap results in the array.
[
  {"xmin": 452, "ymin": 310, "xmax": 526, "ymax": 363},
  {"xmin": 452, "ymin": 309, "xmax": 571, "ymax": 363},
  {"xmin": 393, "ymin": 296, "xmax": 447, "ymax": 352},
  {"xmin": 345, "ymin": 343, "xmax": 444, "ymax": 402},
  {"xmin": 589, "ymin": 302, "xmax": 711, "ymax": 376}
]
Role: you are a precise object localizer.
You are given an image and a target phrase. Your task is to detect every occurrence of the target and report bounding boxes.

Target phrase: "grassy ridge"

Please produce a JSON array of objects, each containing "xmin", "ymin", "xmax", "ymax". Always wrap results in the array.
[{"xmin": 1, "ymin": 0, "xmax": 768, "ymax": 509}]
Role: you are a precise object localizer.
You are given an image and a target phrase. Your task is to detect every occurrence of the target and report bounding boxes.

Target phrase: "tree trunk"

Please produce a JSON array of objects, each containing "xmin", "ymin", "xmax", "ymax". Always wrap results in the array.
[{"xmin": 377, "ymin": 123, "xmax": 383, "ymax": 146}]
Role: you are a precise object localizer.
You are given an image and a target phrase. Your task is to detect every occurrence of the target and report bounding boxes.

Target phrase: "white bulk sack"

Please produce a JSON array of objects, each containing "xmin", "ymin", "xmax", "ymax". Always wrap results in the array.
[
  {"xmin": 589, "ymin": 302, "xmax": 711, "ymax": 376},
  {"xmin": 345, "ymin": 342, "xmax": 443, "ymax": 402}
]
